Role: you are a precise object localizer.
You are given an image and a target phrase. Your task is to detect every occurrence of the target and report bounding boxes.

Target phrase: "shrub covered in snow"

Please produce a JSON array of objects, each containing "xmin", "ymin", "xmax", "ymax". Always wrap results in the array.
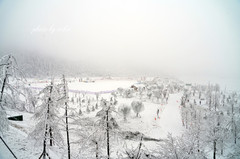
[
  {"xmin": 131, "ymin": 101, "xmax": 144, "ymax": 117},
  {"xmin": 123, "ymin": 89, "xmax": 133, "ymax": 98},
  {"xmin": 86, "ymin": 105, "xmax": 90, "ymax": 113},
  {"xmin": 118, "ymin": 104, "xmax": 131, "ymax": 121}
]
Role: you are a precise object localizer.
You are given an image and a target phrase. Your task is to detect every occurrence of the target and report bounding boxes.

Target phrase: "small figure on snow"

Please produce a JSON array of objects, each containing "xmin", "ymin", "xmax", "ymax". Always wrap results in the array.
[{"xmin": 157, "ymin": 109, "xmax": 160, "ymax": 118}]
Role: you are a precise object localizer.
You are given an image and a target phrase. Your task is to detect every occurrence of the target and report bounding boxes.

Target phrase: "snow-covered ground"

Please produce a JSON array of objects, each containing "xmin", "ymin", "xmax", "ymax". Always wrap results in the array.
[
  {"xmin": 0, "ymin": 110, "xmax": 40, "ymax": 159},
  {"xmin": 116, "ymin": 92, "xmax": 184, "ymax": 152},
  {"xmin": 0, "ymin": 78, "xmax": 183, "ymax": 159},
  {"xmin": 30, "ymin": 78, "xmax": 137, "ymax": 92},
  {"xmin": 116, "ymin": 93, "xmax": 183, "ymax": 139}
]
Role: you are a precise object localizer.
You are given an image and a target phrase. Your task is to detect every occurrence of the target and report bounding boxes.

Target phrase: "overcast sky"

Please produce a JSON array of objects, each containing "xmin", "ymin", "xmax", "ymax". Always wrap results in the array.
[{"xmin": 0, "ymin": 0, "xmax": 240, "ymax": 81}]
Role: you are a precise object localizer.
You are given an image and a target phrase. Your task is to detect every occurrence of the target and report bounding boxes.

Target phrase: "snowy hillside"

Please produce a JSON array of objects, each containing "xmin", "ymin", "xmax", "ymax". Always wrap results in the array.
[
  {"xmin": 0, "ymin": 56, "xmax": 239, "ymax": 159},
  {"xmin": 1, "ymin": 77, "xmax": 186, "ymax": 159}
]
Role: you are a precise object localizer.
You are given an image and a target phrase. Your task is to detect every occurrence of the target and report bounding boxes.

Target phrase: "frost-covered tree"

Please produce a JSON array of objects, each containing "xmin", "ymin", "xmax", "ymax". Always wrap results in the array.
[
  {"xmin": 92, "ymin": 105, "xmax": 95, "ymax": 112},
  {"xmin": 0, "ymin": 54, "xmax": 26, "ymax": 133},
  {"xmin": 227, "ymin": 93, "xmax": 240, "ymax": 145},
  {"xmin": 74, "ymin": 118, "xmax": 105, "ymax": 159},
  {"xmin": 118, "ymin": 104, "xmax": 131, "ymax": 121},
  {"xmin": 98, "ymin": 100, "xmax": 118, "ymax": 159},
  {"xmin": 123, "ymin": 89, "xmax": 133, "ymax": 98},
  {"xmin": 24, "ymin": 87, "xmax": 37, "ymax": 112},
  {"xmin": 124, "ymin": 135, "xmax": 150, "ymax": 159},
  {"xmin": 0, "ymin": 55, "xmax": 26, "ymax": 109},
  {"xmin": 58, "ymin": 75, "xmax": 71, "ymax": 159},
  {"xmin": 131, "ymin": 101, "xmax": 144, "ymax": 117},
  {"xmin": 204, "ymin": 111, "xmax": 226, "ymax": 159},
  {"xmin": 95, "ymin": 103, "xmax": 98, "ymax": 110},
  {"xmin": 138, "ymin": 87, "xmax": 144, "ymax": 100},
  {"xmin": 155, "ymin": 132, "xmax": 207, "ymax": 159},
  {"xmin": 111, "ymin": 91, "xmax": 117, "ymax": 98},
  {"xmin": 153, "ymin": 90, "xmax": 162, "ymax": 103},
  {"xmin": 86, "ymin": 105, "xmax": 90, "ymax": 113},
  {"xmin": 95, "ymin": 93, "xmax": 99, "ymax": 102},
  {"xmin": 147, "ymin": 91, "xmax": 152, "ymax": 100},
  {"xmin": 227, "ymin": 142, "xmax": 240, "ymax": 159},
  {"xmin": 71, "ymin": 96, "xmax": 74, "ymax": 104},
  {"xmin": 29, "ymin": 81, "xmax": 63, "ymax": 159},
  {"xmin": 117, "ymin": 87, "xmax": 124, "ymax": 96},
  {"xmin": 207, "ymin": 85, "xmax": 213, "ymax": 111},
  {"xmin": 156, "ymin": 133, "xmax": 180, "ymax": 159},
  {"xmin": 79, "ymin": 99, "xmax": 119, "ymax": 158},
  {"xmin": 79, "ymin": 108, "xmax": 83, "ymax": 115},
  {"xmin": 179, "ymin": 82, "xmax": 240, "ymax": 158}
]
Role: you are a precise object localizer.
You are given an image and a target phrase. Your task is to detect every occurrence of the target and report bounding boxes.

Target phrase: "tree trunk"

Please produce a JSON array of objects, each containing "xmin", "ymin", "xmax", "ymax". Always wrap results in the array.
[
  {"xmin": 0, "ymin": 75, "xmax": 7, "ymax": 104},
  {"xmin": 66, "ymin": 102, "xmax": 71, "ymax": 159},
  {"xmin": 40, "ymin": 84, "xmax": 53, "ymax": 159},
  {"xmin": 182, "ymin": 119, "xmax": 185, "ymax": 126},
  {"xmin": 231, "ymin": 103, "xmax": 236, "ymax": 144},
  {"xmin": 234, "ymin": 123, "xmax": 237, "ymax": 144},
  {"xmin": 221, "ymin": 139, "xmax": 223, "ymax": 155},
  {"xmin": 0, "ymin": 136, "xmax": 18, "ymax": 159},
  {"xmin": 197, "ymin": 111, "xmax": 201, "ymax": 153},
  {"xmin": 0, "ymin": 55, "xmax": 11, "ymax": 109},
  {"xmin": 185, "ymin": 112, "xmax": 188, "ymax": 129},
  {"xmin": 43, "ymin": 124, "xmax": 48, "ymax": 159},
  {"xmin": 49, "ymin": 126, "xmax": 53, "ymax": 146},
  {"xmin": 209, "ymin": 95, "xmax": 212, "ymax": 111},
  {"xmin": 136, "ymin": 136, "xmax": 143, "ymax": 159},
  {"xmin": 106, "ymin": 107, "xmax": 110, "ymax": 159},
  {"xmin": 0, "ymin": 68, "xmax": 8, "ymax": 109},
  {"xmin": 213, "ymin": 140, "xmax": 216, "ymax": 159},
  {"xmin": 96, "ymin": 141, "xmax": 98, "ymax": 159},
  {"xmin": 213, "ymin": 140, "xmax": 217, "ymax": 159},
  {"xmin": 63, "ymin": 75, "xmax": 71, "ymax": 159}
]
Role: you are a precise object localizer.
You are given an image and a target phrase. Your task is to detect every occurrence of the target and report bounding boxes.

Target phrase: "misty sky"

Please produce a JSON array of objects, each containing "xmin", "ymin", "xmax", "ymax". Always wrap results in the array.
[{"xmin": 0, "ymin": 0, "xmax": 240, "ymax": 81}]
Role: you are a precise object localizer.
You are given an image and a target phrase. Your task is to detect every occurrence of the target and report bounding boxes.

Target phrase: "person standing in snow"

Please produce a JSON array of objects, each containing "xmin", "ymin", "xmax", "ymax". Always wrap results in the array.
[{"xmin": 157, "ymin": 109, "xmax": 160, "ymax": 118}]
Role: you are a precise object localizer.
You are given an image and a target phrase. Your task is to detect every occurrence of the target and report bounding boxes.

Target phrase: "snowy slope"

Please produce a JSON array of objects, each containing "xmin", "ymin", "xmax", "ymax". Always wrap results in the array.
[
  {"xmin": 116, "ymin": 93, "xmax": 184, "ymax": 153},
  {"xmin": 157, "ymin": 93, "xmax": 183, "ymax": 137},
  {"xmin": 0, "ymin": 79, "xmax": 184, "ymax": 159},
  {"xmin": 116, "ymin": 93, "xmax": 183, "ymax": 139}
]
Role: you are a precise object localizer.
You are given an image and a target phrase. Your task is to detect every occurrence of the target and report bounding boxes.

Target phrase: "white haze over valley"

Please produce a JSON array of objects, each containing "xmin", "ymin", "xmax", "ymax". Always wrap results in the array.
[{"xmin": 0, "ymin": 0, "xmax": 240, "ymax": 88}]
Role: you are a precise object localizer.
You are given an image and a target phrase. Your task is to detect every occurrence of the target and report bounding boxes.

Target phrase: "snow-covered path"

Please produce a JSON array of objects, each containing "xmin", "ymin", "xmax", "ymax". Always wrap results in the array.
[
  {"xmin": 117, "ymin": 92, "xmax": 183, "ymax": 140},
  {"xmin": 123, "ymin": 92, "xmax": 184, "ymax": 151},
  {"xmin": 158, "ymin": 93, "xmax": 183, "ymax": 137},
  {"xmin": 145, "ymin": 93, "xmax": 183, "ymax": 139}
]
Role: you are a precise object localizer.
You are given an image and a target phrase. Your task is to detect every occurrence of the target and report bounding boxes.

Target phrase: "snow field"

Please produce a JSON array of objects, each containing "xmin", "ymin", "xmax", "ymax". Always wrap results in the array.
[{"xmin": 1, "ymin": 78, "xmax": 184, "ymax": 159}]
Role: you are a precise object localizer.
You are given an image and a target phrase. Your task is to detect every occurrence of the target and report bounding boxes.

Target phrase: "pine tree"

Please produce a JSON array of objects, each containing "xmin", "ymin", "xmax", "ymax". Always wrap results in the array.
[
  {"xmin": 29, "ymin": 81, "xmax": 63, "ymax": 159},
  {"xmin": 59, "ymin": 75, "xmax": 71, "ymax": 159},
  {"xmin": 79, "ymin": 108, "xmax": 82, "ymax": 115},
  {"xmin": 96, "ymin": 100, "xmax": 119, "ymax": 159},
  {"xmin": 95, "ymin": 103, "xmax": 98, "ymax": 110}
]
